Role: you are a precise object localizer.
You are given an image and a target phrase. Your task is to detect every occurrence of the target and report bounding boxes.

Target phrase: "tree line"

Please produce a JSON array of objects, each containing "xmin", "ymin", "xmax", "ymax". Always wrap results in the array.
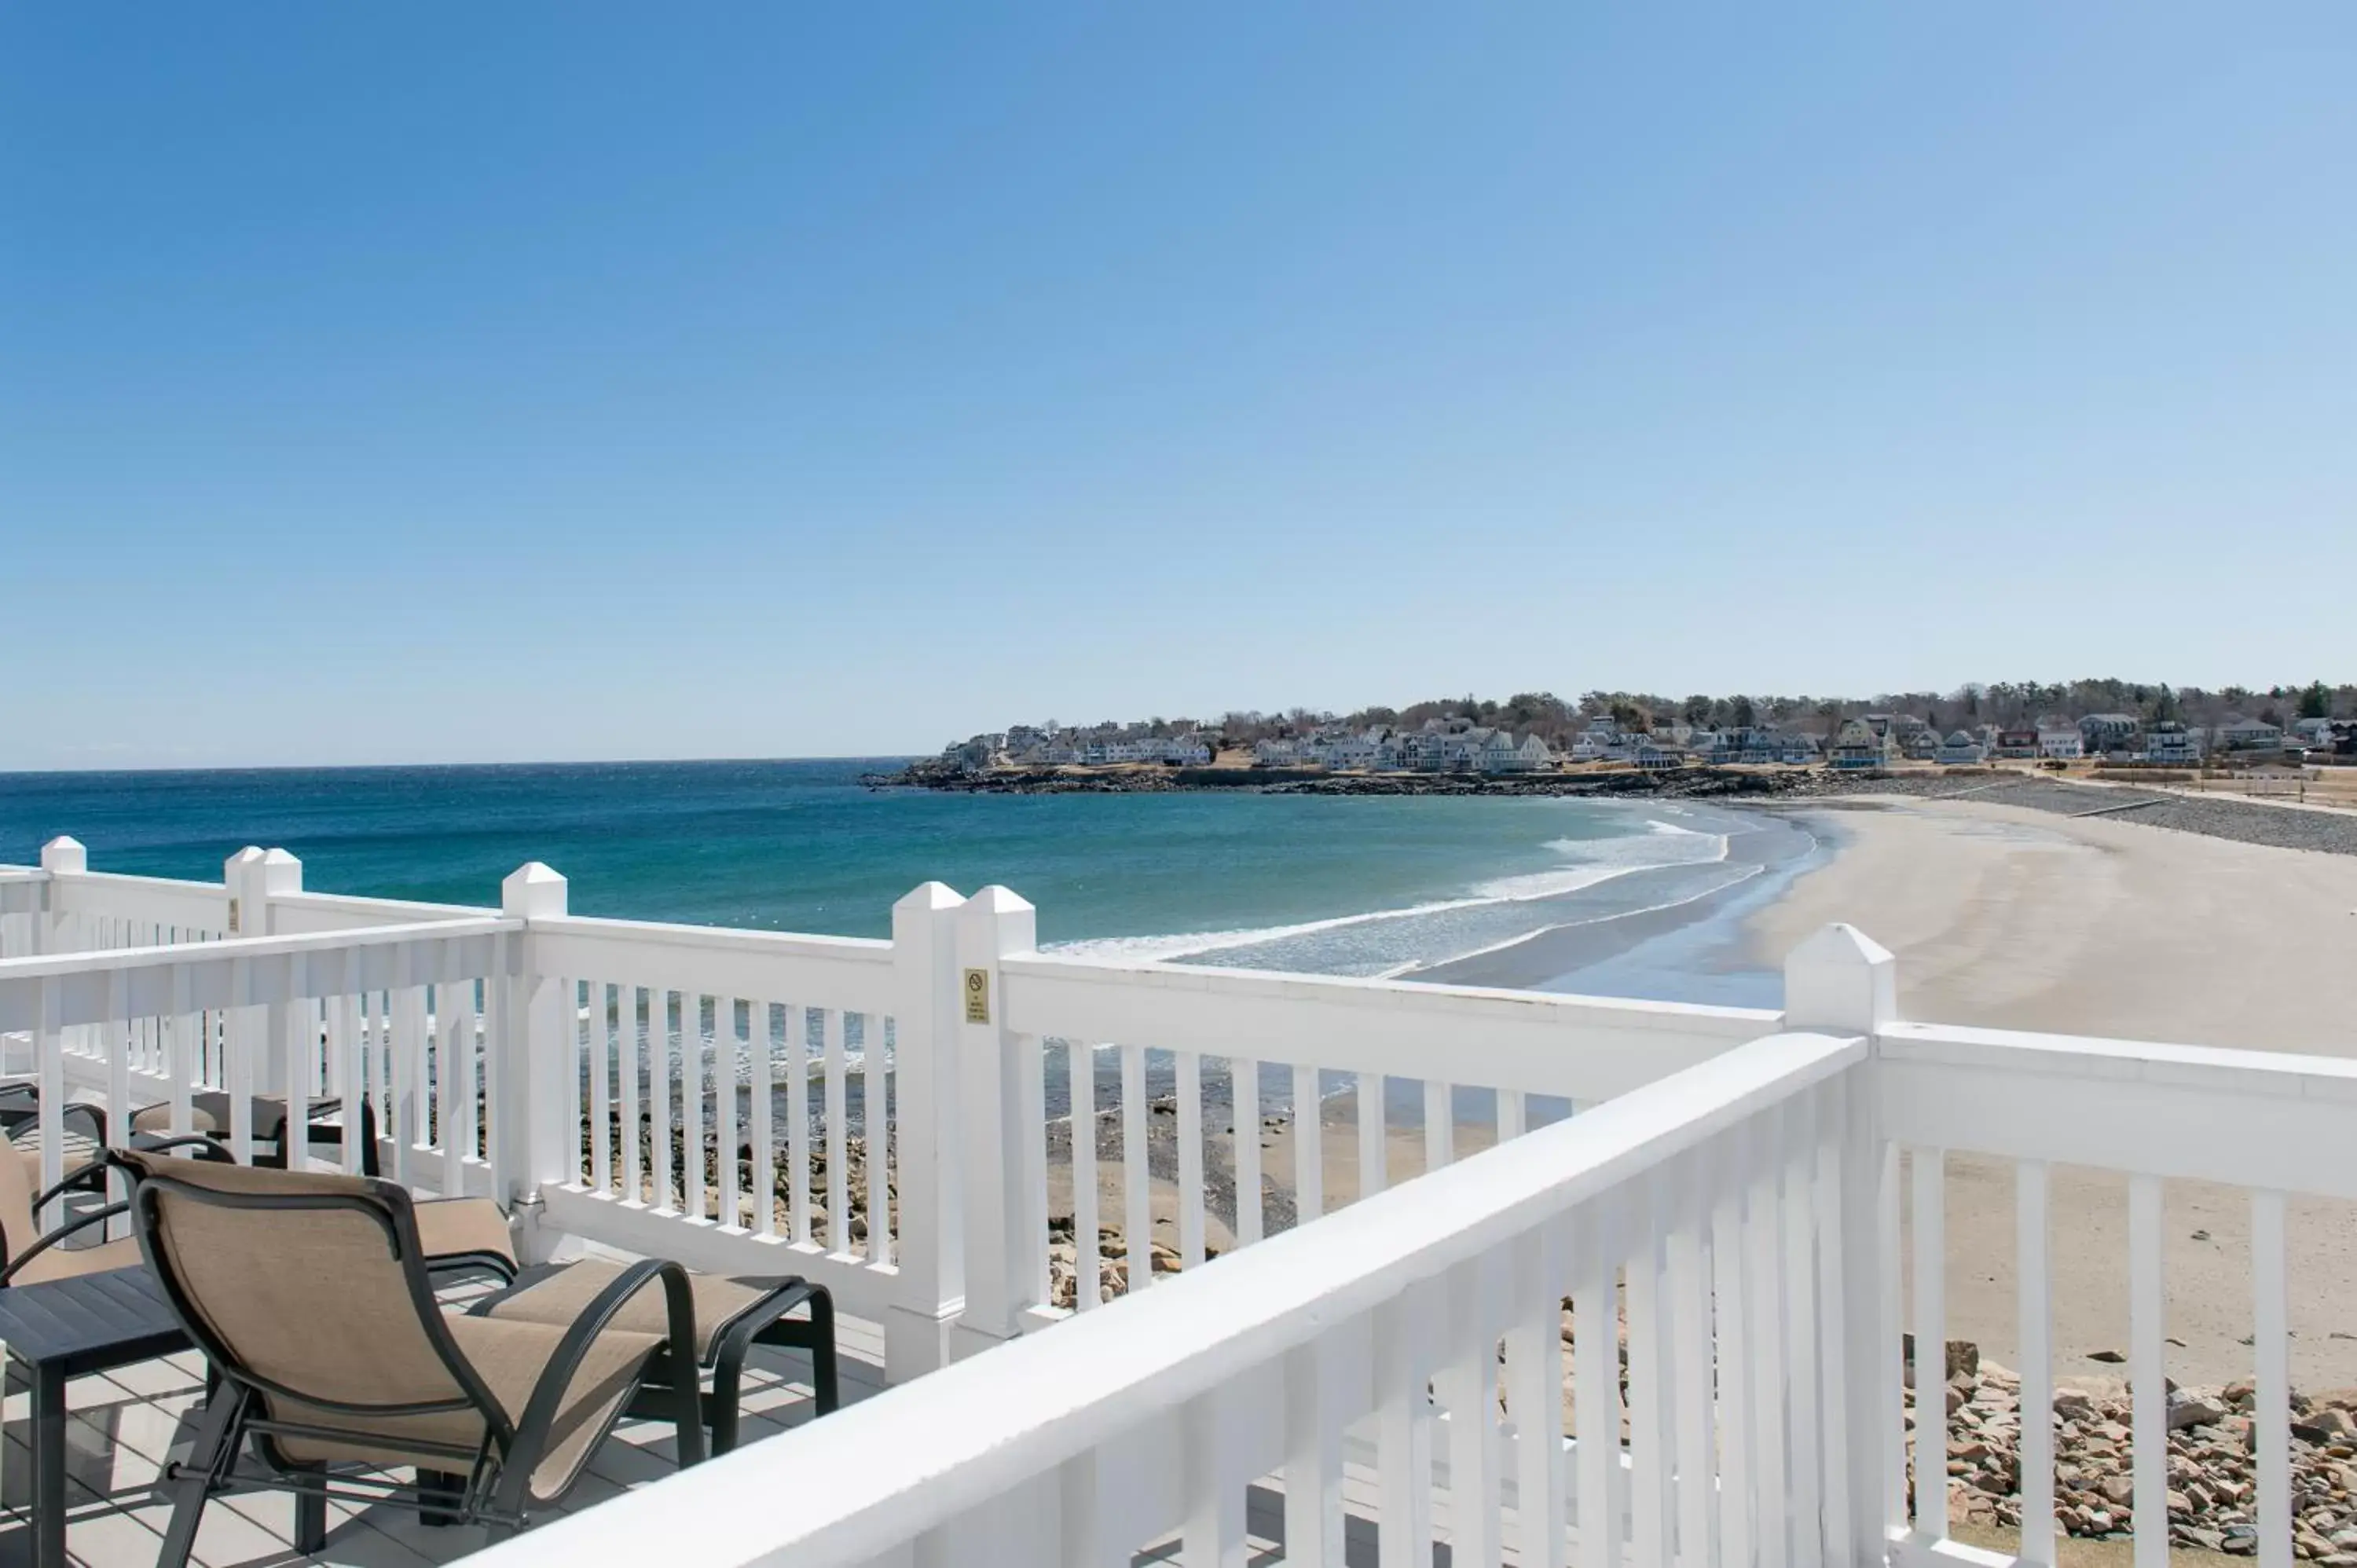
[{"xmin": 1183, "ymin": 679, "xmax": 2352, "ymax": 748}]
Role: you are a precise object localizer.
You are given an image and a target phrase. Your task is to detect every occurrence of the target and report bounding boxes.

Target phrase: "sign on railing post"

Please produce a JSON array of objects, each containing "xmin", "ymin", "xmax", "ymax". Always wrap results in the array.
[
  {"xmin": 884, "ymin": 881, "xmax": 968, "ymax": 1382},
  {"xmin": 500, "ymin": 862, "xmax": 570, "ymax": 1260},
  {"xmin": 1784, "ymin": 922, "xmax": 1899, "ymax": 1566},
  {"xmin": 953, "ymin": 885, "xmax": 1041, "ymax": 1355}
]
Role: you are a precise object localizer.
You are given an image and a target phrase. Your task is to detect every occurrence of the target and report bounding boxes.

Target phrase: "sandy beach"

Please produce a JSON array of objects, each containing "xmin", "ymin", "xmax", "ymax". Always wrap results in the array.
[{"xmin": 1745, "ymin": 796, "xmax": 2357, "ymax": 1390}]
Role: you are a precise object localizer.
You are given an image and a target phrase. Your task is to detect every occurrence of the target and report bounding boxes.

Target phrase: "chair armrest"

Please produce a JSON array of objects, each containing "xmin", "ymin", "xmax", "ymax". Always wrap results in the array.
[
  {"xmin": 414, "ymin": 1196, "xmax": 519, "ymax": 1280},
  {"xmin": 0, "ymin": 1201, "xmax": 131, "ymax": 1286},
  {"xmin": 508, "ymin": 1258, "xmax": 706, "ymax": 1476}
]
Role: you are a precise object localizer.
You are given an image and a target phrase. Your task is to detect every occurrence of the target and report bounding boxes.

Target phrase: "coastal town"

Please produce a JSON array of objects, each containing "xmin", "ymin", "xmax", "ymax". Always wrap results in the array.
[{"xmin": 928, "ymin": 690, "xmax": 2357, "ymax": 780}]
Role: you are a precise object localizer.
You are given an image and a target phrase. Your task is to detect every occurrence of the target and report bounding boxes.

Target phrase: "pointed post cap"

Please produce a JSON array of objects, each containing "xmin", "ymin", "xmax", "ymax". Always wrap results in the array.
[
  {"xmin": 500, "ymin": 862, "xmax": 568, "ymax": 920},
  {"xmin": 959, "ymin": 885, "xmax": 1038, "ymax": 956},
  {"xmin": 1783, "ymin": 922, "xmax": 1897, "ymax": 1033},
  {"xmin": 893, "ymin": 880, "xmax": 968, "ymax": 917},
  {"xmin": 258, "ymin": 847, "xmax": 302, "ymax": 895},
  {"xmin": 224, "ymin": 845, "xmax": 267, "ymax": 877},
  {"xmin": 39, "ymin": 837, "xmax": 86, "ymax": 874}
]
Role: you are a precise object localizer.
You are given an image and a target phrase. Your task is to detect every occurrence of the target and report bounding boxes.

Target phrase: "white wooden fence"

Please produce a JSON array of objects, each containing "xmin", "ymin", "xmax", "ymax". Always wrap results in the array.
[{"xmin": 6, "ymin": 839, "xmax": 2347, "ymax": 1568}]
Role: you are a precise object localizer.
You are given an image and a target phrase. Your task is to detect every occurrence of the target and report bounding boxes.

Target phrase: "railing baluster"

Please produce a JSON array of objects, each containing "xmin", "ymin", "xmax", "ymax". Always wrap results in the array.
[
  {"xmin": 1012, "ymin": 1027, "xmax": 1039, "ymax": 1288},
  {"xmin": 1283, "ymin": 1335, "xmax": 1345, "ymax": 1567},
  {"xmin": 339, "ymin": 981, "xmax": 365, "ymax": 1174},
  {"xmin": 1069, "ymin": 1042, "xmax": 1100, "ymax": 1310},
  {"xmin": 1292, "ymin": 1063, "xmax": 1322, "ymax": 1224},
  {"xmin": 1424, "ymin": 1079, "xmax": 1454, "ymax": 1170},
  {"xmin": 1232, "ymin": 1057, "xmax": 1263, "ymax": 1247},
  {"xmin": 561, "ymin": 979, "xmax": 583, "ymax": 1190},
  {"xmin": 1910, "ymin": 1145, "xmax": 1946, "ymax": 1543},
  {"xmin": 714, "ymin": 997, "xmax": 739, "ymax": 1228},
  {"xmin": 1816, "ymin": 1074, "xmax": 1861, "ymax": 1568},
  {"xmin": 621, "ymin": 985, "xmax": 643, "ymax": 1204},
  {"xmin": 588, "ymin": 982, "xmax": 611, "ymax": 1194},
  {"xmin": 1446, "ymin": 1254, "xmax": 1504, "ymax": 1566},
  {"xmin": 1510, "ymin": 1220, "xmax": 1569, "ymax": 1568},
  {"xmin": 1714, "ymin": 1123, "xmax": 1758, "ymax": 1568},
  {"xmin": 1357, "ymin": 1070, "xmax": 1384, "ymax": 1202},
  {"xmin": 2254, "ymin": 1189, "xmax": 2291, "ymax": 1568},
  {"xmin": 786, "ymin": 1003, "xmax": 811, "ymax": 1245},
  {"xmin": 824, "ymin": 1008, "xmax": 849, "ymax": 1251},
  {"xmin": 1783, "ymin": 1094, "xmax": 1825, "ymax": 1568},
  {"xmin": 169, "ymin": 964, "xmax": 196, "ymax": 1141},
  {"xmin": 1572, "ymin": 1203, "xmax": 1620, "ymax": 1568},
  {"xmin": 1668, "ymin": 1153, "xmax": 1715, "ymax": 1568},
  {"xmin": 1626, "ymin": 1185, "xmax": 1670, "ymax": 1568},
  {"xmin": 750, "ymin": 999, "xmax": 775, "ymax": 1237},
  {"xmin": 1378, "ymin": 1280, "xmax": 1437, "ymax": 1568},
  {"xmin": 871, "ymin": 1013, "xmax": 900, "ymax": 1260},
  {"xmin": 1750, "ymin": 1114, "xmax": 1791, "ymax": 1568},
  {"xmin": 1880, "ymin": 1138, "xmax": 1907, "ymax": 1537},
  {"xmin": 438, "ymin": 980, "xmax": 469, "ymax": 1189},
  {"xmin": 1497, "ymin": 1086, "xmax": 1527, "ymax": 1143},
  {"xmin": 1121, "ymin": 1041, "xmax": 1149, "ymax": 1292},
  {"xmin": 1176, "ymin": 1049, "xmax": 1204, "ymax": 1269},
  {"xmin": 683, "ymin": 993, "xmax": 706, "ymax": 1220},
  {"xmin": 1181, "ymin": 1388, "xmax": 1245, "ymax": 1566},
  {"xmin": 390, "ymin": 984, "xmax": 422, "ymax": 1186},
  {"xmin": 227, "ymin": 965, "xmax": 255, "ymax": 1167},
  {"xmin": 2129, "ymin": 1174, "xmax": 2165, "ymax": 1568},
  {"xmin": 2018, "ymin": 1159, "xmax": 2055, "ymax": 1567},
  {"xmin": 651, "ymin": 987, "xmax": 676, "ymax": 1213}
]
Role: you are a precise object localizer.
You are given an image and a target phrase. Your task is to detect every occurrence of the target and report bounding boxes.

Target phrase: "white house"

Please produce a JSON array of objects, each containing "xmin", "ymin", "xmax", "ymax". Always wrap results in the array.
[
  {"xmin": 2292, "ymin": 716, "xmax": 2337, "ymax": 748},
  {"xmin": 2036, "ymin": 724, "xmax": 2084, "ymax": 760},
  {"xmin": 2215, "ymin": 716, "xmax": 2284, "ymax": 753},
  {"xmin": 2142, "ymin": 722, "xmax": 2203, "ymax": 764},
  {"xmin": 1828, "ymin": 719, "xmax": 1893, "ymax": 771},
  {"xmin": 2079, "ymin": 713, "xmax": 2141, "ymax": 753},
  {"xmin": 1935, "ymin": 730, "xmax": 1985, "ymax": 765}
]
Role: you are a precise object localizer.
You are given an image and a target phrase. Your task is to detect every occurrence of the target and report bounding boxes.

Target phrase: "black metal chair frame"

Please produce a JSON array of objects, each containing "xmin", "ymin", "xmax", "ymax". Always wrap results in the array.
[
  {"xmin": 123, "ymin": 1161, "xmax": 705, "ymax": 1565},
  {"xmin": 466, "ymin": 1256, "xmax": 841, "ymax": 1454}
]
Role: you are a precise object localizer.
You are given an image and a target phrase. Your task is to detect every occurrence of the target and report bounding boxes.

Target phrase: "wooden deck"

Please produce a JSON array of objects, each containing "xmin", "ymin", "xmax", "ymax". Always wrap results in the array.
[{"xmin": 0, "ymin": 1294, "xmax": 887, "ymax": 1568}]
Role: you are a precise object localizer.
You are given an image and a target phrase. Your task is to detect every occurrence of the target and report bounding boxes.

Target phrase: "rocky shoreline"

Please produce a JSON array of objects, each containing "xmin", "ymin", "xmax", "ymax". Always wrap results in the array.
[
  {"xmin": 866, "ymin": 760, "xmax": 2357, "ymax": 855},
  {"xmin": 1923, "ymin": 1342, "xmax": 2357, "ymax": 1559}
]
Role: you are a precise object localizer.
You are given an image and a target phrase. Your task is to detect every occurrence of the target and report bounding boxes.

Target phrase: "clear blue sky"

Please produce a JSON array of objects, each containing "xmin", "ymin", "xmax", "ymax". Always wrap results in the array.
[{"xmin": 5, "ymin": 5, "xmax": 2351, "ymax": 768}]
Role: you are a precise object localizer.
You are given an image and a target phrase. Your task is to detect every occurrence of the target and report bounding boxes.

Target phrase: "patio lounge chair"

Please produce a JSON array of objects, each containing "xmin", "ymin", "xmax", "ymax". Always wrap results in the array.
[
  {"xmin": 0, "ymin": 1122, "xmax": 222, "ymax": 1286},
  {"xmin": 0, "ymin": 1121, "xmax": 514, "ymax": 1289},
  {"xmin": 115, "ymin": 1149, "xmax": 706, "ymax": 1563},
  {"xmin": 468, "ymin": 1251, "xmax": 839, "ymax": 1453}
]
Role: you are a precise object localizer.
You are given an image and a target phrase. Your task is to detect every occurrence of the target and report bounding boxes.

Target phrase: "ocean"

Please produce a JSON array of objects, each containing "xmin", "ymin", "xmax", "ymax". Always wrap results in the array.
[{"xmin": 0, "ymin": 760, "xmax": 1822, "ymax": 1006}]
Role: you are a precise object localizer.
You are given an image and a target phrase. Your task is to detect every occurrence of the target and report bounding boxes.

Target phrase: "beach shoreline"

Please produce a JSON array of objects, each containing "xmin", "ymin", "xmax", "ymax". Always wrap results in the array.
[{"xmin": 1739, "ymin": 793, "xmax": 2357, "ymax": 1390}]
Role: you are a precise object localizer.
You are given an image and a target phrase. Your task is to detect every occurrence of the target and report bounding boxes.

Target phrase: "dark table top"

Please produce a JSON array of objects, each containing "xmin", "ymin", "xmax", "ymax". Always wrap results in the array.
[{"xmin": 0, "ymin": 1266, "xmax": 188, "ymax": 1376}]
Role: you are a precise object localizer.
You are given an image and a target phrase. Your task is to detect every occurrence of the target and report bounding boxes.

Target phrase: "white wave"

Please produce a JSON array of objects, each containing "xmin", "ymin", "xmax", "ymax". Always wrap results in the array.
[{"xmin": 1047, "ymin": 817, "xmax": 1733, "ymax": 966}]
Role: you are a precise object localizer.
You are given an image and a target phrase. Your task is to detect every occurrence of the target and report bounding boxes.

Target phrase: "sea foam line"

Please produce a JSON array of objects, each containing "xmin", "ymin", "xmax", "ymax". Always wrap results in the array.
[{"xmin": 1045, "ymin": 819, "xmax": 1733, "ymax": 967}]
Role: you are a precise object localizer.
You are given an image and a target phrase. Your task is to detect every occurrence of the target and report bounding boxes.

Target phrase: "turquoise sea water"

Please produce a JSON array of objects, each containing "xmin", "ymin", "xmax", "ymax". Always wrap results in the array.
[{"xmin": 0, "ymin": 760, "xmax": 1814, "ymax": 999}]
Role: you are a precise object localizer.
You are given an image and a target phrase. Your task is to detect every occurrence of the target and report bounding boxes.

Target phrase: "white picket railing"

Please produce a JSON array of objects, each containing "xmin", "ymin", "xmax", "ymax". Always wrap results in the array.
[
  {"xmin": 11, "ymin": 837, "xmax": 2348, "ymax": 1568},
  {"xmin": 466, "ymin": 1024, "xmax": 1882, "ymax": 1568},
  {"xmin": 0, "ymin": 914, "xmax": 520, "ymax": 1230},
  {"xmin": 1876, "ymin": 1020, "xmax": 2357, "ymax": 1568}
]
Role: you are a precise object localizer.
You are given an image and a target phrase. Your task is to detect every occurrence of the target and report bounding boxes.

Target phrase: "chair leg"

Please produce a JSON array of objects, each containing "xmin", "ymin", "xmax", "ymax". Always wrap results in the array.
[
  {"xmin": 808, "ymin": 1289, "xmax": 840, "ymax": 1414},
  {"xmin": 708, "ymin": 1358, "xmax": 742, "ymax": 1456},
  {"xmin": 416, "ymin": 1469, "xmax": 465, "ymax": 1527},
  {"xmin": 157, "ymin": 1388, "xmax": 243, "ymax": 1568},
  {"xmin": 293, "ymin": 1471, "xmax": 329, "ymax": 1554}
]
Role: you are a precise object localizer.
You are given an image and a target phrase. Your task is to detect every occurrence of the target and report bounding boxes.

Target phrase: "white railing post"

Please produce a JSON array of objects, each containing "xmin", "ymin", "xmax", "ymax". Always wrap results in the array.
[
  {"xmin": 953, "ymin": 885, "xmax": 1040, "ymax": 1355},
  {"xmin": 883, "ymin": 881, "xmax": 968, "ymax": 1382},
  {"xmin": 36, "ymin": 837, "xmax": 85, "ymax": 954},
  {"xmin": 226, "ymin": 847, "xmax": 303, "ymax": 1090},
  {"xmin": 500, "ymin": 863, "xmax": 569, "ymax": 1261},
  {"xmin": 1784, "ymin": 923, "xmax": 1897, "ymax": 1568}
]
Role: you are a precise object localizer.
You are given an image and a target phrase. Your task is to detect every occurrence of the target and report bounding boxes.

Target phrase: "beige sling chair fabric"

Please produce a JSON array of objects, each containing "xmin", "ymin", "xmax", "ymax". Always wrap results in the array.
[{"xmin": 116, "ymin": 1150, "xmax": 702, "ymax": 1565}]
